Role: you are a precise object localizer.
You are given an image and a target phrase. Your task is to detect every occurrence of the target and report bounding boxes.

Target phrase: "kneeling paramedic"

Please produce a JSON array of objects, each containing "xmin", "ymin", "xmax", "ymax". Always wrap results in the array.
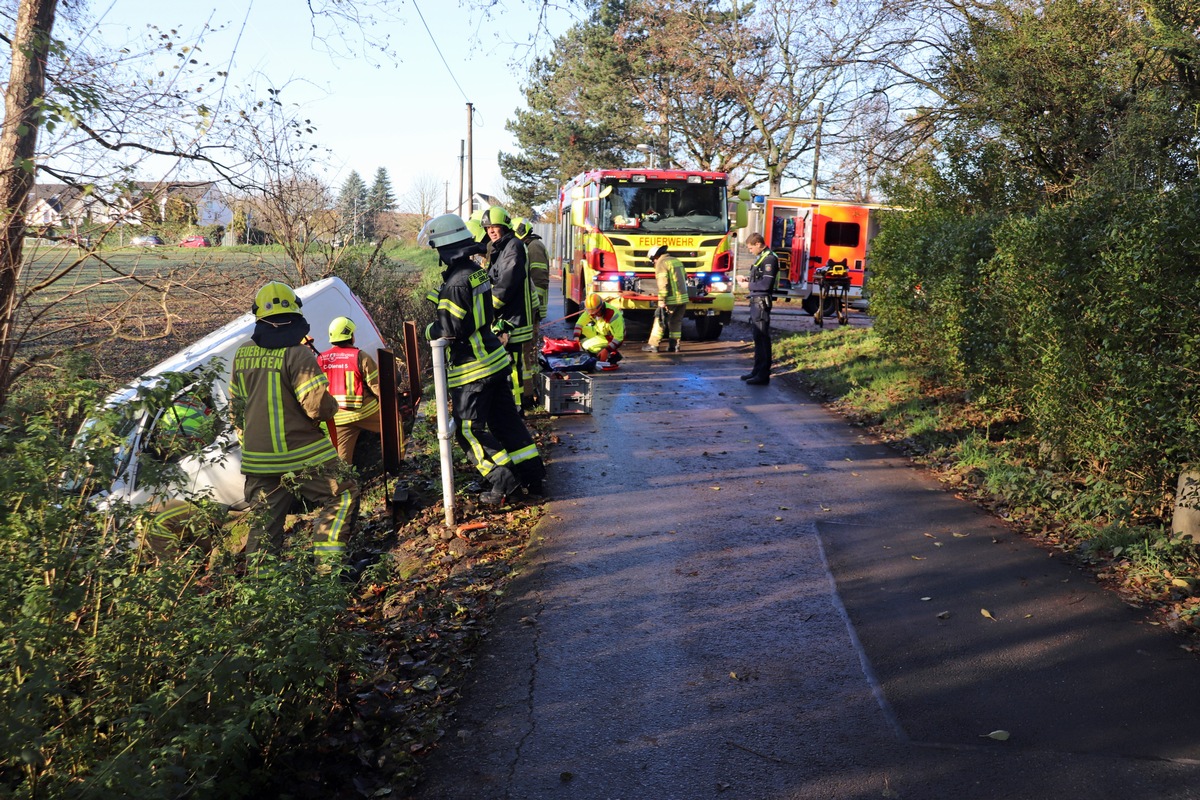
[
  {"xmin": 573, "ymin": 293, "xmax": 625, "ymax": 364},
  {"xmin": 230, "ymin": 281, "xmax": 359, "ymax": 566},
  {"xmin": 422, "ymin": 213, "xmax": 546, "ymax": 504}
]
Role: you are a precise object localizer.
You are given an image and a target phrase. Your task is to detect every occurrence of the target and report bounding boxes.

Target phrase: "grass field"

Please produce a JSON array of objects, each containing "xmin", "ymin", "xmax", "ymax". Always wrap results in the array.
[{"xmin": 17, "ymin": 244, "xmax": 425, "ymax": 391}]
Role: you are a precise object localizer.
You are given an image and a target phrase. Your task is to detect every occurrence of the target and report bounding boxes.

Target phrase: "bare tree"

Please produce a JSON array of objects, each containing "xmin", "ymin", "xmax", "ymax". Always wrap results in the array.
[{"xmin": 397, "ymin": 173, "xmax": 442, "ymax": 242}]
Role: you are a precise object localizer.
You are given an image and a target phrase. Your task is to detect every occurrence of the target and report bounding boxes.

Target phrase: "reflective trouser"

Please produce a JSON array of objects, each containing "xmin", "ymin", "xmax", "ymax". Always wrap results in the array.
[
  {"xmin": 750, "ymin": 296, "xmax": 773, "ymax": 378},
  {"xmin": 648, "ymin": 304, "xmax": 687, "ymax": 347},
  {"xmin": 242, "ymin": 460, "xmax": 359, "ymax": 563},
  {"xmin": 453, "ymin": 370, "xmax": 546, "ymax": 494},
  {"xmin": 137, "ymin": 499, "xmax": 209, "ymax": 556},
  {"xmin": 520, "ymin": 332, "xmax": 539, "ymax": 407},
  {"xmin": 333, "ymin": 410, "xmax": 383, "ymax": 465},
  {"xmin": 504, "ymin": 343, "xmax": 528, "ymax": 410}
]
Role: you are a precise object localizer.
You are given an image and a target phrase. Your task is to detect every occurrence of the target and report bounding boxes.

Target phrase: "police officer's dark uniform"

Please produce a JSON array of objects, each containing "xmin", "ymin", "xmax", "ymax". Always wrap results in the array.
[{"xmin": 743, "ymin": 236, "xmax": 779, "ymax": 385}]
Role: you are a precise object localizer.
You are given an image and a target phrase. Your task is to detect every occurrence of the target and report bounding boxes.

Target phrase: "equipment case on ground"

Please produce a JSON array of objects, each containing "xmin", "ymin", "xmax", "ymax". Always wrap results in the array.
[{"xmin": 539, "ymin": 371, "xmax": 593, "ymax": 415}]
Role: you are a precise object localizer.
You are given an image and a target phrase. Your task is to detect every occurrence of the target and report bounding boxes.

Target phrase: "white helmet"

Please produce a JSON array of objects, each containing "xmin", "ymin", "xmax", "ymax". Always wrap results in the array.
[{"xmin": 421, "ymin": 214, "xmax": 474, "ymax": 249}]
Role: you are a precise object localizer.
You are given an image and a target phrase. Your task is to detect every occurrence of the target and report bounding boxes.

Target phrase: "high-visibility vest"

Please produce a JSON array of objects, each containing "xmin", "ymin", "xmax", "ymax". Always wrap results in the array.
[{"xmin": 317, "ymin": 345, "xmax": 381, "ymax": 424}]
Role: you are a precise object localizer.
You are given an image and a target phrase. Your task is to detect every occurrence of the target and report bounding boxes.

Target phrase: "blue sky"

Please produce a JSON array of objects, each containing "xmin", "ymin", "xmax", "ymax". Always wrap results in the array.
[{"xmin": 86, "ymin": 1, "xmax": 576, "ymax": 211}]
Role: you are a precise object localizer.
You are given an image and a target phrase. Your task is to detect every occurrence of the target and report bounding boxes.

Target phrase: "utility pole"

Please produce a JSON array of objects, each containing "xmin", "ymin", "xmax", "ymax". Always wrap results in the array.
[
  {"xmin": 466, "ymin": 103, "xmax": 474, "ymax": 218},
  {"xmin": 444, "ymin": 181, "xmax": 449, "ymax": 213},
  {"xmin": 811, "ymin": 101, "xmax": 824, "ymax": 200},
  {"xmin": 457, "ymin": 139, "xmax": 465, "ymax": 218}
]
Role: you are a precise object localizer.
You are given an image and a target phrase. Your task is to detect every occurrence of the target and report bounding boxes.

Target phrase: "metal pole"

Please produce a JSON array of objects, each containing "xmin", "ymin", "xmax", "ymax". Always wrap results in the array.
[
  {"xmin": 430, "ymin": 338, "xmax": 456, "ymax": 527},
  {"xmin": 458, "ymin": 138, "xmax": 465, "ymax": 217},
  {"xmin": 466, "ymin": 103, "xmax": 474, "ymax": 216}
]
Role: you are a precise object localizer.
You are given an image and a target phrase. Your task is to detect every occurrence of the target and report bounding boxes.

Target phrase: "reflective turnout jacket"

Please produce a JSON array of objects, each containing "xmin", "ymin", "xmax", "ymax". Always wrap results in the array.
[
  {"xmin": 574, "ymin": 306, "xmax": 626, "ymax": 351},
  {"xmin": 523, "ymin": 234, "xmax": 550, "ymax": 318},
  {"xmin": 488, "ymin": 233, "xmax": 535, "ymax": 344},
  {"xmin": 230, "ymin": 343, "xmax": 340, "ymax": 475},
  {"xmin": 317, "ymin": 345, "xmax": 381, "ymax": 425},
  {"xmin": 656, "ymin": 256, "xmax": 690, "ymax": 306},
  {"xmin": 426, "ymin": 259, "xmax": 511, "ymax": 388}
]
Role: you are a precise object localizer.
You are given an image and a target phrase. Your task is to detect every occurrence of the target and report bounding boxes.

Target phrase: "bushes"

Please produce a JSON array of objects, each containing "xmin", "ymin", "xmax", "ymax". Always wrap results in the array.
[
  {"xmin": 871, "ymin": 188, "xmax": 1200, "ymax": 518},
  {"xmin": 0, "ymin": 403, "xmax": 359, "ymax": 798}
]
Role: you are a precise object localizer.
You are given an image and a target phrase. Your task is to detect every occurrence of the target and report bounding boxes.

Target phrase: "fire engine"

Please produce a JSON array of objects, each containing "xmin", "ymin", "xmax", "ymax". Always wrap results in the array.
[
  {"xmin": 758, "ymin": 196, "xmax": 891, "ymax": 315},
  {"xmin": 556, "ymin": 169, "xmax": 748, "ymax": 340}
]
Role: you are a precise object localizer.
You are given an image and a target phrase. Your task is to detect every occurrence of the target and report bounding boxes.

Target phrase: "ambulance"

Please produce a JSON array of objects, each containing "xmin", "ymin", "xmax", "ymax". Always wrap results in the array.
[{"xmin": 758, "ymin": 197, "xmax": 891, "ymax": 314}]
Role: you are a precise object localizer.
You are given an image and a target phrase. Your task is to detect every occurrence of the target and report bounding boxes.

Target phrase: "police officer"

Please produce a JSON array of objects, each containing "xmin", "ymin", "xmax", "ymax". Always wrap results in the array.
[
  {"xmin": 742, "ymin": 232, "xmax": 779, "ymax": 385},
  {"xmin": 422, "ymin": 214, "xmax": 546, "ymax": 504}
]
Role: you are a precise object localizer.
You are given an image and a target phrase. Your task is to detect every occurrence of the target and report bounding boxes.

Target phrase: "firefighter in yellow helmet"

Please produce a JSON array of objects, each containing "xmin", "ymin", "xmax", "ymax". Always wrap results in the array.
[
  {"xmin": 317, "ymin": 316, "xmax": 384, "ymax": 465},
  {"xmin": 513, "ymin": 217, "xmax": 549, "ymax": 403},
  {"xmin": 229, "ymin": 281, "xmax": 358, "ymax": 567},
  {"xmin": 574, "ymin": 293, "xmax": 625, "ymax": 365},
  {"xmin": 481, "ymin": 205, "xmax": 536, "ymax": 410}
]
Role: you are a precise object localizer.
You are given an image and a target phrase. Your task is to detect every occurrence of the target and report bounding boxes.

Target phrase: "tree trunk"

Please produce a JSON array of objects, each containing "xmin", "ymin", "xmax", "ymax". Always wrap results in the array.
[{"xmin": 0, "ymin": 0, "xmax": 59, "ymax": 409}]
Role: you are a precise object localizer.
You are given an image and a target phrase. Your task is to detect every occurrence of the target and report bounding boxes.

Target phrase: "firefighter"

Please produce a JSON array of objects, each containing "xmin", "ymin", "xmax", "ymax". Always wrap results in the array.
[
  {"xmin": 481, "ymin": 205, "xmax": 536, "ymax": 410},
  {"xmin": 513, "ymin": 218, "xmax": 550, "ymax": 322},
  {"xmin": 229, "ymin": 281, "xmax": 358, "ymax": 567},
  {"xmin": 154, "ymin": 393, "xmax": 215, "ymax": 458},
  {"xmin": 422, "ymin": 214, "xmax": 546, "ymax": 504},
  {"xmin": 514, "ymin": 217, "xmax": 550, "ymax": 403},
  {"xmin": 743, "ymin": 232, "xmax": 779, "ymax": 385},
  {"xmin": 317, "ymin": 316, "xmax": 384, "ymax": 465},
  {"xmin": 643, "ymin": 244, "xmax": 689, "ymax": 353},
  {"xmin": 574, "ymin": 293, "xmax": 625, "ymax": 364}
]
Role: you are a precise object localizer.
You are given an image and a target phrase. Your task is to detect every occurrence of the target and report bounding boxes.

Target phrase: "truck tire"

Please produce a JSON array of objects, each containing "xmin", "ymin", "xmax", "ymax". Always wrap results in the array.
[{"xmin": 694, "ymin": 316, "xmax": 723, "ymax": 341}]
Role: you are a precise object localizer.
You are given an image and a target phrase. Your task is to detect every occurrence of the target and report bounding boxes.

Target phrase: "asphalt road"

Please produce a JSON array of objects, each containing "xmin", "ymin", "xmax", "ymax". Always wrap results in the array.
[{"xmin": 413, "ymin": 297, "xmax": 1200, "ymax": 800}]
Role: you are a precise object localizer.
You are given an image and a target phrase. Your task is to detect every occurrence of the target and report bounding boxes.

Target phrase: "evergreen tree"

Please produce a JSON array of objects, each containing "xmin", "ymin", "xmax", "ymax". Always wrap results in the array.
[
  {"xmin": 500, "ymin": 0, "xmax": 645, "ymax": 211},
  {"xmin": 366, "ymin": 167, "xmax": 396, "ymax": 241},
  {"xmin": 335, "ymin": 171, "xmax": 368, "ymax": 242}
]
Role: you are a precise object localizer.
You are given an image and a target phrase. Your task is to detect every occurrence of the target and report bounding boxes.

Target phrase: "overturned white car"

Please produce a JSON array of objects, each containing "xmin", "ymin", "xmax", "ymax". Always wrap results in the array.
[{"xmin": 73, "ymin": 277, "xmax": 392, "ymax": 525}]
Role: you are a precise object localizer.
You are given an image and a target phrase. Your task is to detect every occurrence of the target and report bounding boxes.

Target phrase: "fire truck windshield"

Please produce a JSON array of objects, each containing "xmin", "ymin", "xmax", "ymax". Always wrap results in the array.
[{"xmin": 600, "ymin": 181, "xmax": 728, "ymax": 234}]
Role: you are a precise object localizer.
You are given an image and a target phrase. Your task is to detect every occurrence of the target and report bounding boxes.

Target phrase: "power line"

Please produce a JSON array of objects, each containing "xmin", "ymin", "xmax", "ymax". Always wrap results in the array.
[{"xmin": 411, "ymin": 1, "xmax": 472, "ymax": 104}]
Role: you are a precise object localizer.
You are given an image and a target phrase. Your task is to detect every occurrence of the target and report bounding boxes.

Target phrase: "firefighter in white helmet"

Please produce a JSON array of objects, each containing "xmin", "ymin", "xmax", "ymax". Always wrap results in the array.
[
  {"xmin": 317, "ymin": 316, "xmax": 384, "ymax": 464},
  {"xmin": 422, "ymin": 214, "xmax": 546, "ymax": 504},
  {"xmin": 574, "ymin": 293, "xmax": 625, "ymax": 365},
  {"xmin": 643, "ymin": 244, "xmax": 688, "ymax": 353},
  {"xmin": 229, "ymin": 281, "xmax": 358, "ymax": 567}
]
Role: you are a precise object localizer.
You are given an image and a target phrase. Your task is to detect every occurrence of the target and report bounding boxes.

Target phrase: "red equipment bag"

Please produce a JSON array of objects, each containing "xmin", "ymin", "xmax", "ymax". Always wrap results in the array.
[{"xmin": 541, "ymin": 337, "xmax": 581, "ymax": 355}]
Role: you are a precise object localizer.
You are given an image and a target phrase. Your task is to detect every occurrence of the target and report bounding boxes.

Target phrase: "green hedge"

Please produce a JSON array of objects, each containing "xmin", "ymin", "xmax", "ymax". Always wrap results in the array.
[
  {"xmin": 0, "ymin": 403, "xmax": 359, "ymax": 799},
  {"xmin": 870, "ymin": 189, "xmax": 1200, "ymax": 516}
]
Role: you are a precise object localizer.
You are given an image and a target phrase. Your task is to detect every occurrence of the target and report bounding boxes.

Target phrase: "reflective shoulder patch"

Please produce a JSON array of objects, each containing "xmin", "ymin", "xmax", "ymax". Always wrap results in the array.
[{"xmin": 469, "ymin": 269, "xmax": 490, "ymax": 288}]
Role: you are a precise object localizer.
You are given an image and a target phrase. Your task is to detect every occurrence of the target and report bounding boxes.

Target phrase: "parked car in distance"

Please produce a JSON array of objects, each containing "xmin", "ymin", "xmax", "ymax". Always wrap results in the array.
[
  {"xmin": 178, "ymin": 235, "xmax": 210, "ymax": 248},
  {"xmin": 130, "ymin": 235, "xmax": 164, "ymax": 247}
]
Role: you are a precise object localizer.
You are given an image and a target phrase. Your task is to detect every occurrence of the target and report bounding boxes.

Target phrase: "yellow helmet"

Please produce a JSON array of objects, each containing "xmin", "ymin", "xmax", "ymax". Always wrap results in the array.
[
  {"xmin": 465, "ymin": 218, "xmax": 487, "ymax": 243},
  {"xmin": 481, "ymin": 206, "xmax": 511, "ymax": 229},
  {"xmin": 328, "ymin": 316, "xmax": 356, "ymax": 343},
  {"xmin": 585, "ymin": 293, "xmax": 605, "ymax": 314},
  {"xmin": 513, "ymin": 217, "xmax": 532, "ymax": 239},
  {"xmin": 252, "ymin": 281, "xmax": 302, "ymax": 319}
]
